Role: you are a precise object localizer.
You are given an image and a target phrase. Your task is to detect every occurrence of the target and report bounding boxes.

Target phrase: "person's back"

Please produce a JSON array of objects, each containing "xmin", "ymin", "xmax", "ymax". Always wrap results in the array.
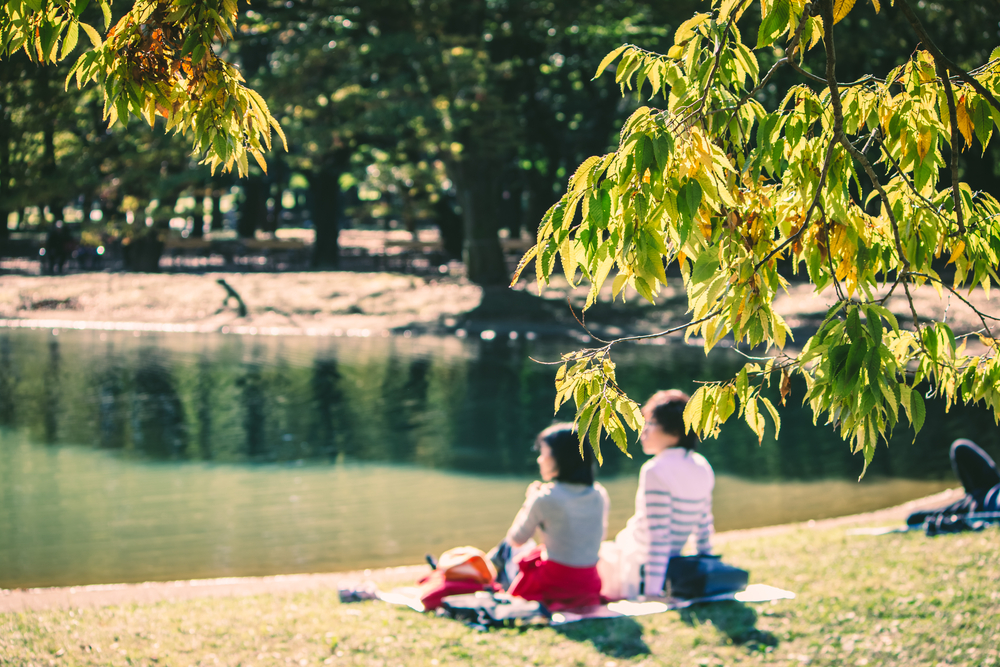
[
  {"xmin": 506, "ymin": 480, "xmax": 608, "ymax": 567},
  {"xmin": 601, "ymin": 389, "xmax": 716, "ymax": 599},
  {"xmin": 502, "ymin": 423, "xmax": 608, "ymax": 610}
]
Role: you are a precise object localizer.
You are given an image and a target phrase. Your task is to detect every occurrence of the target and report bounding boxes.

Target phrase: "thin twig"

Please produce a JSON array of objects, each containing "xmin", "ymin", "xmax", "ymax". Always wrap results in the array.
[
  {"xmin": 937, "ymin": 59, "xmax": 966, "ymax": 235},
  {"xmin": 906, "ymin": 271, "xmax": 999, "ymax": 336},
  {"xmin": 753, "ymin": 136, "xmax": 839, "ymax": 272},
  {"xmin": 565, "ymin": 296, "xmax": 611, "ymax": 345},
  {"xmin": 871, "ymin": 132, "xmax": 942, "ymax": 215}
]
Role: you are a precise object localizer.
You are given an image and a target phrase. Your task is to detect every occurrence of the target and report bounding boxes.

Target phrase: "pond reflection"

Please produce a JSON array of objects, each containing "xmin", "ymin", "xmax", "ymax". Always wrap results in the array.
[{"xmin": 0, "ymin": 327, "xmax": 996, "ymax": 588}]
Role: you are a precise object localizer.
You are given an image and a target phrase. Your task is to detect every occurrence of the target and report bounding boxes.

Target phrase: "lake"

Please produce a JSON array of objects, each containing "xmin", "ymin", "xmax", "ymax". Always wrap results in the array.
[{"xmin": 1, "ymin": 326, "xmax": 993, "ymax": 589}]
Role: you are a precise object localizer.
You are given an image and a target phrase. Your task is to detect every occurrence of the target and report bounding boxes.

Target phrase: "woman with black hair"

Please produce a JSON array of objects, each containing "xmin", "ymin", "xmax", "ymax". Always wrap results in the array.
[
  {"xmin": 502, "ymin": 422, "xmax": 609, "ymax": 610},
  {"xmin": 602, "ymin": 389, "xmax": 715, "ymax": 599}
]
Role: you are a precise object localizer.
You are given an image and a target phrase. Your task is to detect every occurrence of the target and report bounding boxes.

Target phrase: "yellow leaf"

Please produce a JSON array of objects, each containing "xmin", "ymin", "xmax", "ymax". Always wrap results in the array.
[
  {"xmin": 869, "ymin": 0, "xmax": 880, "ymax": 12},
  {"xmin": 956, "ymin": 98, "xmax": 974, "ymax": 148},
  {"xmin": 916, "ymin": 129, "xmax": 932, "ymax": 160},
  {"xmin": 946, "ymin": 240, "xmax": 965, "ymax": 265},
  {"xmin": 833, "ymin": 0, "xmax": 857, "ymax": 23}
]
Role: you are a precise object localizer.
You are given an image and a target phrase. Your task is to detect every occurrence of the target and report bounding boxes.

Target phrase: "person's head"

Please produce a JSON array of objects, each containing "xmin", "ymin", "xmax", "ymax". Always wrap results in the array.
[
  {"xmin": 534, "ymin": 423, "xmax": 596, "ymax": 485},
  {"xmin": 640, "ymin": 389, "xmax": 697, "ymax": 455}
]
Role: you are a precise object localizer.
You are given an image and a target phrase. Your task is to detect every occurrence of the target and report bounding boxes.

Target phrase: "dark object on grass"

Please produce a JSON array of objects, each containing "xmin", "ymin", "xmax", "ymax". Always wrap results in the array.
[
  {"xmin": 906, "ymin": 439, "xmax": 1000, "ymax": 536},
  {"xmin": 665, "ymin": 555, "xmax": 749, "ymax": 599},
  {"xmin": 217, "ymin": 278, "xmax": 248, "ymax": 317},
  {"xmin": 439, "ymin": 592, "xmax": 548, "ymax": 630},
  {"xmin": 425, "ymin": 553, "xmax": 437, "ymax": 570},
  {"xmin": 337, "ymin": 582, "xmax": 378, "ymax": 603}
]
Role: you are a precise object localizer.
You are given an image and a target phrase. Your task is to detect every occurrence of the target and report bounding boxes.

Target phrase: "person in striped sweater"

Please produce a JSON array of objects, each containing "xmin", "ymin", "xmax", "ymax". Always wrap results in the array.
[{"xmin": 607, "ymin": 389, "xmax": 715, "ymax": 598}]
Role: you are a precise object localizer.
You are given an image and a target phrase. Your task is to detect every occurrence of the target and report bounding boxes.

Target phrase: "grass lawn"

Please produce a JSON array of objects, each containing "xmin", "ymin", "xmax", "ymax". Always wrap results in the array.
[{"xmin": 3, "ymin": 522, "xmax": 998, "ymax": 666}]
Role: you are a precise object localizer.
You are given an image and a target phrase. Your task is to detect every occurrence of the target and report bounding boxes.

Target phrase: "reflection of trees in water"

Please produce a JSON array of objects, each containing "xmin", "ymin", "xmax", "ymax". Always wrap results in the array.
[
  {"xmin": 94, "ymin": 359, "xmax": 129, "ymax": 451},
  {"xmin": 310, "ymin": 359, "xmax": 343, "ymax": 457},
  {"xmin": 41, "ymin": 339, "xmax": 61, "ymax": 445},
  {"xmin": 2, "ymin": 330, "xmax": 998, "ymax": 478},
  {"xmin": 0, "ymin": 337, "xmax": 16, "ymax": 426},
  {"xmin": 130, "ymin": 358, "xmax": 188, "ymax": 459},
  {"xmin": 238, "ymin": 365, "xmax": 266, "ymax": 459},
  {"xmin": 382, "ymin": 357, "xmax": 432, "ymax": 462},
  {"xmin": 194, "ymin": 357, "xmax": 216, "ymax": 459}
]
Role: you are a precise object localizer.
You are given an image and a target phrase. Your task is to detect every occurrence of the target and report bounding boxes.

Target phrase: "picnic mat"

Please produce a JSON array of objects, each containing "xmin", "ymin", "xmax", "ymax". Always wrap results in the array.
[{"xmin": 372, "ymin": 583, "xmax": 795, "ymax": 624}]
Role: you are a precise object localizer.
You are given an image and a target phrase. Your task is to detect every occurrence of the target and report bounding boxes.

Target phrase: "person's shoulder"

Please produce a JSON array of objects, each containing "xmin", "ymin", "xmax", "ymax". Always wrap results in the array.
[
  {"xmin": 689, "ymin": 451, "xmax": 713, "ymax": 470},
  {"xmin": 532, "ymin": 482, "xmax": 558, "ymax": 499}
]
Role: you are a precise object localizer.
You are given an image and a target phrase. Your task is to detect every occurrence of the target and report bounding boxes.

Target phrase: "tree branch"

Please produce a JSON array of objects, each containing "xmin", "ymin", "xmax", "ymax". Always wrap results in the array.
[
  {"xmin": 937, "ymin": 59, "xmax": 966, "ymax": 235},
  {"xmin": 896, "ymin": 0, "xmax": 1000, "ymax": 115}
]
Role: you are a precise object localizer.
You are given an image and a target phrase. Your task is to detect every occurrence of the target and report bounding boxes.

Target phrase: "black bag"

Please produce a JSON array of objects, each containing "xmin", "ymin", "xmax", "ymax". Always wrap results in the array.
[
  {"xmin": 439, "ymin": 592, "xmax": 548, "ymax": 630},
  {"xmin": 665, "ymin": 555, "xmax": 749, "ymax": 599}
]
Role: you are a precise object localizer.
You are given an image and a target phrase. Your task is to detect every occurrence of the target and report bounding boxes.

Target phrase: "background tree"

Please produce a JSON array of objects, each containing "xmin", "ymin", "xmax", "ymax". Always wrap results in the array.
[{"xmin": 523, "ymin": 0, "xmax": 1000, "ymax": 472}]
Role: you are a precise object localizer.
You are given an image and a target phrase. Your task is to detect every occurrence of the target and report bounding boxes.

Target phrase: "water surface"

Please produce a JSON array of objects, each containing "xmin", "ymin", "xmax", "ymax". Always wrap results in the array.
[{"xmin": 1, "ymin": 327, "xmax": 993, "ymax": 588}]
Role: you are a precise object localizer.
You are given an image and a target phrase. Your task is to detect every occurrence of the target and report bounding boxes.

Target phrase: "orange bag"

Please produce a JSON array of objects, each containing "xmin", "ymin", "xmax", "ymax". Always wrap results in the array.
[
  {"xmin": 436, "ymin": 547, "xmax": 497, "ymax": 583},
  {"xmin": 417, "ymin": 546, "xmax": 499, "ymax": 610}
]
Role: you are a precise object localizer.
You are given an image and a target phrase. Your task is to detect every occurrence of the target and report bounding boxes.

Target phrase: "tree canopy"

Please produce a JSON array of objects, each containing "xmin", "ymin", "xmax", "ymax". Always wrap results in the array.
[
  {"xmin": 517, "ymin": 0, "xmax": 1000, "ymax": 473},
  {"xmin": 2, "ymin": 0, "xmax": 285, "ymax": 176}
]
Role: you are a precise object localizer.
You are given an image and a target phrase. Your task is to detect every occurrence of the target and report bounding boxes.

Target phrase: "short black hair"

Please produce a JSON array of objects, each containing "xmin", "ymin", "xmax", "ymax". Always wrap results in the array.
[
  {"xmin": 643, "ymin": 389, "xmax": 698, "ymax": 451},
  {"xmin": 535, "ymin": 423, "xmax": 596, "ymax": 485}
]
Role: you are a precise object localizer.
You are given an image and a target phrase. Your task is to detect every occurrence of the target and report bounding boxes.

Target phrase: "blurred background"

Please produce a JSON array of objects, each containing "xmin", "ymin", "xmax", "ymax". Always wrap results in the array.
[
  {"xmin": 2, "ymin": 0, "xmax": 999, "ymax": 589},
  {"xmin": 2, "ymin": 0, "xmax": 998, "ymax": 283}
]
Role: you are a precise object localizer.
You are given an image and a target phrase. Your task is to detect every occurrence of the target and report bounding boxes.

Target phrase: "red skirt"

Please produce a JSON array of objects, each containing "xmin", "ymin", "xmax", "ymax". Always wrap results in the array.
[{"xmin": 507, "ymin": 546, "xmax": 602, "ymax": 611}]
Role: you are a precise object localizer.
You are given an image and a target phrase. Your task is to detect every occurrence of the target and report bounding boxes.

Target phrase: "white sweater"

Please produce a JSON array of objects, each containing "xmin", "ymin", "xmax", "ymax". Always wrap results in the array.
[{"xmin": 616, "ymin": 447, "xmax": 715, "ymax": 595}]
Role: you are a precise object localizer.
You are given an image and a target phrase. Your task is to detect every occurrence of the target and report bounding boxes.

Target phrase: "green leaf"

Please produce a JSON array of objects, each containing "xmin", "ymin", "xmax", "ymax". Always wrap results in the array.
[
  {"xmin": 677, "ymin": 179, "xmax": 702, "ymax": 225},
  {"xmin": 745, "ymin": 398, "xmax": 766, "ymax": 444},
  {"xmin": 757, "ymin": 0, "xmax": 790, "ymax": 49},
  {"xmin": 910, "ymin": 390, "xmax": 926, "ymax": 436},
  {"xmin": 760, "ymin": 396, "xmax": 781, "ymax": 440},
  {"xmin": 683, "ymin": 388, "xmax": 706, "ymax": 435},
  {"xmin": 594, "ymin": 44, "xmax": 630, "ymax": 80},
  {"xmin": 79, "ymin": 22, "xmax": 101, "ymax": 48},
  {"xmin": 101, "ymin": 0, "xmax": 112, "ymax": 30},
  {"xmin": 60, "ymin": 20, "xmax": 79, "ymax": 60}
]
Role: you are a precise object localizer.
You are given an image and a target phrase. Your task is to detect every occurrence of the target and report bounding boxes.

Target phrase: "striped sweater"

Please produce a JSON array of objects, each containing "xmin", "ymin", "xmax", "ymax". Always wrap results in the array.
[{"xmin": 618, "ymin": 447, "xmax": 715, "ymax": 596}]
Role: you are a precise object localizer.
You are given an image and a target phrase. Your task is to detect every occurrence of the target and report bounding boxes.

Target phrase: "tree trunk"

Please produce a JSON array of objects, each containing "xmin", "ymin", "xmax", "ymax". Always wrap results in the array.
[
  {"xmin": 435, "ymin": 195, "xmax": 464, "ymax": 259},
  {"xmin": 239, "ymin": 176, "xmax": 268, "ymax": 238},
  {"xmin": 122, "ymin": 234, "xmax": 164, "ymax": 272},
  {"xmin": 210, "ymin": 188, "xmax": 223, "ymax": 232},
  {"xmin": 191, "ymin": 188, "xmax": 205, "ymax": 238},
  {"xmin": 453, "ymin": 159, "xmax": 508, "ymax": 286},
  {"xmin": 310, "ymin": 158, "xmax": 346, "ymax": 269}
]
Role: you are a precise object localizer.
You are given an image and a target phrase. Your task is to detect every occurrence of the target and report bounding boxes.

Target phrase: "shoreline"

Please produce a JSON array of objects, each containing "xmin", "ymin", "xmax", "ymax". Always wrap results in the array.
[
  {"xmin": 0, "ymin": 487, "xmax": 963, "ymax": 614},
  {"xmin": 2, "ymin": 271, "xmax": 995, "ymax": 347}
]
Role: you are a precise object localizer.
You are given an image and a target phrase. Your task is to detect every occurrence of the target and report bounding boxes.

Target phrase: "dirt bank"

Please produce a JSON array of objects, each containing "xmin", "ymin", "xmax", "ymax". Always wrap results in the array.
[{"xmin": 1, "ymin": 271, "xmax": 994, "ymax": 345}]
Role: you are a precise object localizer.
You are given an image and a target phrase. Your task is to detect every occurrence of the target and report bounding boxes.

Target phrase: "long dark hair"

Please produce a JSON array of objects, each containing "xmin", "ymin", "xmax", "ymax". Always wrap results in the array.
[
  {"xmin": 535, "ymin": 423, "xmax": 595, "ymax": 485},
  {"xmin": 643, "ymin": 389, "xmax": 698, "ymax": 451}
]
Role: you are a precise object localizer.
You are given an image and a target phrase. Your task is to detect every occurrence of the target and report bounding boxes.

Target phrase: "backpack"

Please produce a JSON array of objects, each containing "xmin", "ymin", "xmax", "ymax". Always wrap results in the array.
[
  {"xmin": 417, "ymin": 547, "xmax": 499, "ymax": 610},
  {"xmin": 665, "ymin": 555, "xmax": 749, "ymax": 599}
]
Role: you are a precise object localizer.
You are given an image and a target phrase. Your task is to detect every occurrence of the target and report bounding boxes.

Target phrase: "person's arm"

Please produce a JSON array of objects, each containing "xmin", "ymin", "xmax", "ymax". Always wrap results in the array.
[
  {"xmin": 642, "ymin": 468, "xmax": 673, "ymax": 596},
  {"xmin": 696, "ymin": 499, "xmax": 714, "ymax": 555},
  {"xmin": 506, "ymin": 489, "xmax": 544, "ymax": 547},
  {"xmin": 595, "ymin": 482, "xmax": 610, "ymax": 540}
]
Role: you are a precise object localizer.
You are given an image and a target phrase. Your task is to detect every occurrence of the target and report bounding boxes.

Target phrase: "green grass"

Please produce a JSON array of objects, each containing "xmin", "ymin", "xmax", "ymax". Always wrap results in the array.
[{"xmin": 3, "ymin": 522, "xmax": 999, "ymax": 666}]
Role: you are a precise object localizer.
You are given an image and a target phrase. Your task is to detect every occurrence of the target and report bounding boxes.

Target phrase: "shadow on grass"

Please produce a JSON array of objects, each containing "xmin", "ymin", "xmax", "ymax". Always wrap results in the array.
[
  {"xmin": 553, "ymin": 617, "xmax": 651, "ymax": 658},
  {"xmin": 679, "ymin": 601, "xmax": 779, "ymax": 651}
]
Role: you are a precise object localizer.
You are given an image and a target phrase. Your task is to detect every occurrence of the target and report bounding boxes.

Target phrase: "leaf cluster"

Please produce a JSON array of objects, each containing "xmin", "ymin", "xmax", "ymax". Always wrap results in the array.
[
  {"xmin": 2, "ymin": 0, "xmax": 285, "ymax": 176},
  {"xmin": 521, "ymin": 0, "xmax": 1000, "ymax": 474}
]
